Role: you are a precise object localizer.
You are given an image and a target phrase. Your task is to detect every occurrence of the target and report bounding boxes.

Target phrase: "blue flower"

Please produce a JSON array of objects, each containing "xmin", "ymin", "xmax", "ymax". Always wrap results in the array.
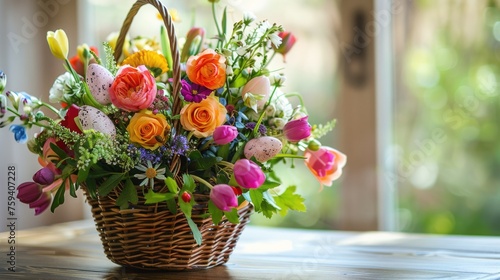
[{"xmin": 9, "ymin": 125, "xmax": 27, "ymax": 143}]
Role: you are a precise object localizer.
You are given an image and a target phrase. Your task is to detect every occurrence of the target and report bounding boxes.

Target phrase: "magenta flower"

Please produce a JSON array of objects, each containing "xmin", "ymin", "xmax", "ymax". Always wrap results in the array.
[
  {"xmin": 210, "ymin": 184, "xmax": 238, "ymax": 211},
  {"xmin": 29, "ymin": 192, "xmax": 52, "ymax": 216},
  {"xmin": 233, "ymin": 159, "xmax": 266, "ymax": 189},
  {"xmin": 304, "ymin": 146, "xmax": 347, "ymax": 188},
  {"xmin": 213, "ymin": 125, "xmax": 238, "ymax": 145},
  {"xmin": 17, "ymin": 182, "xmax": 43, "ymax": 204},
  {"xmin": 283, "ymin": 116, "xmax": 311, "ymax": 142},
  {"xmin": 33, "ymin": 167, "xmax": 55, "ymax": 185},
  {"xmin": 180, "ymin": 80, "xmax": 212, "ymax": 103}
]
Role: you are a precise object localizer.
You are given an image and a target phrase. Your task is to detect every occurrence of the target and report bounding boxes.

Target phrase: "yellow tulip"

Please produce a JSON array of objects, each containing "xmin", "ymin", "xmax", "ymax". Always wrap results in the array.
[{"xmin": 47, "ymin": 29, "xmax": 69, "ymax": 60}]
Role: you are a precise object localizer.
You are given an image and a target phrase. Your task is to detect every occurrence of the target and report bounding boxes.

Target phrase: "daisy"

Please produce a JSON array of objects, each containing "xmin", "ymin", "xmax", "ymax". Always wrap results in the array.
[{"xmin": 134, "ymin": 161, "xmax": 167, "ymax": 189}]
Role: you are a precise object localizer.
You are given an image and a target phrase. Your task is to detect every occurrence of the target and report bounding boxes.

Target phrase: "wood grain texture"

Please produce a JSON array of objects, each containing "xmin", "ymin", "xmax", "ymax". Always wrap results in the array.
[{"xmin": 1, "ymin": 220, "xmax": 500, "ymax": 279}]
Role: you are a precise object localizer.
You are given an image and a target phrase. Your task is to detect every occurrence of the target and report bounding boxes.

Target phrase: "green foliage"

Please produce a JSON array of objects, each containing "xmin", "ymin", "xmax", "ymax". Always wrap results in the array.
[{"xmin": 273, "ymin": 186, "xmax": 306, "ymax": 216}]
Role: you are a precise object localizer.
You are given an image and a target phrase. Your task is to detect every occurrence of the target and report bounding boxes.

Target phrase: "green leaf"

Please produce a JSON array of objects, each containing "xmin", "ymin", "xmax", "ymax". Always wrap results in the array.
[
  {"xmin": 182, "ymin": 174, "xmax": 196, "ymax": 192},
  {"xmin": 249, "ymin": 189, "xmax": 264, "ymax": 211},
  {"xmin": 222, "ymin": 7, "xmax": 227, "ymax": 40},
  {"xmin": 262, "ymin": 190, "xmax": 281, "ymax": 210},
  {"xmin": 258, "ymin": 173, "xmax": 282, "ymax": 190},
  {"xmin": 261, "ymin": 200, "xmax": 279, "ymax": 219},
  {"xmin": 97, "ymin": 173, "xmax": 124, "ymax": 196},
  {"xmin": 69, "ymin": 176, "xmax": 77, "ymax": 198},
  {"xmin": 116, "ymin": 179, "xmax": 138, "ymax": 210},
  {"xmin": 50, "ymin": 143, "xmax": 69, "ymax": 164},
  {"xmin": 224, "ymin": 208, "xmax": 240, "ymax": 224},
  {"xmin": 188, "ymin": 150, "xmax": 219, "ymax": 170},
  {"xmin": 77, "ymin": 167, "xmax": 90, "ymax": 183},
  {"xmin": 144, "ymin": 189, "xmax": 176, "ymax": 204},
  {"xmin": 51, "ymin": 183, "xmax": 66, "ymax": 212},
  {"xmin": 273, "ymin": 186, "xmax": 306, "ymax": 216},
  {"xmin": 165, "ymin": 177, "xmax": 179, "ymax": 193},
  {"xmin": 208, "ymin": 200, "xmax": 223, "ymax": 225},
  {"xmin": 166, "ymin": 198, "xmax": 178, "ymax": 214},
  {"xmin": 217, "ymin": 143, "xmax": 230, "ymax": 159},
  {"xmin": 185, "ymin": 215, "xmax": 202, "ymax": 246},
  {"xmin": 85, "ymin": 177, "xmax": 97, "ymax": 199}
]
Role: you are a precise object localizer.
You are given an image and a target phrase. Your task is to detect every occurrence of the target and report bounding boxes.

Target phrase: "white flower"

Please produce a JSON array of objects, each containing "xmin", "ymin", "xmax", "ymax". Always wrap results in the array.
[
  {"xmin": 243, "ymin": 11, "xmax": 256, "ymax": 25},
  {"xmin": 268, "ymin": 32, "xmax": 282, "ymax": 48},
  {"xmin": 134, "ymin": 161, "xmax": 167, "ymax": 189},
  {"xmin": 270, "ymin": 90, "xmax": 293, "ymax": 120},
  {"xmin": 270, "ymin": 73, "xmax": 286, "ymax": 87},
  {"xmin": 49, "ymin": 72, "xmax": 80, "ymax": 103}
]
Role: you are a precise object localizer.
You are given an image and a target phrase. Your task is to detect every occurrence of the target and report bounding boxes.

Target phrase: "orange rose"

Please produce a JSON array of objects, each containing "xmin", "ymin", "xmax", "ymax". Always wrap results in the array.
[
  {"xmin": 127, "ymin": 110, "xmax": 170, "ymax": 150},
  {"xmin": 180, "ymin": 95, "xmax": 227, "ymax": 138},
  {"xmin": 186, "ymin": 49, "xmax": 226, "ymax": 90}
]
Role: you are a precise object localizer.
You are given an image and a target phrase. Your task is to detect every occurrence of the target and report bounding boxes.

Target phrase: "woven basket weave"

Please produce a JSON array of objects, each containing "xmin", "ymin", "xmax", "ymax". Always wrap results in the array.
[{"xmin": 84, "ymin": 0, "xmax": 253, "ymax": 270}]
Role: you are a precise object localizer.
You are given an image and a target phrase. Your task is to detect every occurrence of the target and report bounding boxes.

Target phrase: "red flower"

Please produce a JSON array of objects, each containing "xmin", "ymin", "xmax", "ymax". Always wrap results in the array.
[{"xmin": 60, "ymin": 104, "xmax": 82, "ymax": 133}]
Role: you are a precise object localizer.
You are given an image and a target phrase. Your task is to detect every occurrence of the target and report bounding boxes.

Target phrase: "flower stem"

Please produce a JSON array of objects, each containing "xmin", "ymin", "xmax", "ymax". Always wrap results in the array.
[
  {"xmin": 190, "ymin": 174, "xmax": 213, "ymax": 189},
  {"xmin": 212, "ymin": 2, "xmax": 223, "ymax": 49}
]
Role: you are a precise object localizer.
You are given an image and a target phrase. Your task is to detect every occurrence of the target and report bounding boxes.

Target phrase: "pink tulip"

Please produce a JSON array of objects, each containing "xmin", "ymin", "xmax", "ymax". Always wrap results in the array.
[
  {"xmin": 304, "ymin": 146, "xmax": 346, "ymax": 188},
  {"xmin": 210, "ymin": 184, "xmax": 238, "ymax": 211},
  {"xmin": 275, "ymin": 31, "xmax": 297, "ymax": 62},
  {"xmin": 17, "ymin": 182, "xmax": 43, "ymax": 204},
  {"xmin": 213, "ymin": 125, "xmax": 238, "ymax": 145},
  {"xmin": 241, "ymin": 76, "xmax": 270, "ymax": 110},
  {"xmin": 33, "ymin": 167, "xmax": 55, "ymax": 185},
  {"xmin": 29, "ymin": 192, "xmax": 52, "ymax": 215},
  {"xmin": 234, "ymin": 159, "xmax": 266, "ymax": 189},
  {"xmin": 283, "ymin": 116, "xmax": 311, "ymax": 142}
]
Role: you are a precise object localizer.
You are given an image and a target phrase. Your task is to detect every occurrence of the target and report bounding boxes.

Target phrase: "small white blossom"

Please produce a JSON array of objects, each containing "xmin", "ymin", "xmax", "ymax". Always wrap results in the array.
[{"xmin": 243, "ymin": 11, "xmax": 256, "ymax": 25}]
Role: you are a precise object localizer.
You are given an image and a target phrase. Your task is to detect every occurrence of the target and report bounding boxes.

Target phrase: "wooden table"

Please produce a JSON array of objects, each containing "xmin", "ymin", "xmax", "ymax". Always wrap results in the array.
[{"xmin": 1, "ymin": 220, "xmax": 500, "ymax": 279}]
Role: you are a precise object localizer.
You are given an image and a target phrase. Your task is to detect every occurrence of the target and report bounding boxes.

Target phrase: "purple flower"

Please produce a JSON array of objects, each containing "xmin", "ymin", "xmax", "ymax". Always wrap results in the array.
[
  {"xmin": 33, "ymin": 167, "xmax": 55, "ymax": 185},
  {"xmin": 29, "ymin": 192, "xmax": 52, "ymax": 215},
  {"xmin": 181, "ymin": 80, "xmax": 212, "ymax": 103},
  {"xmin": 245, "ymin": 122, "xmax": 267, "ymax": 135},
  {"xmin": 17, "ymin": 182, "xmax": 43, "ymax": 204},
  {"xmin": 171, "ymin": 135, "xmax": 189, "ymax": 155},
  {"xmin": 283, "ymin": 116, "xmax": 311, "ymax": 142},
  {"xmin": 9, "ymin": 124, "xmax": 27, "ymax": 143},
  {"xmin": 233, "ymin": 159, "xmax": 266, "ymax": 189},
  {"xmin": 213, "ymin": 125, "xmax": 238, "ymax": 145},
  {"xmin": 210, "ymin": 184, "xmax": 238, "ymax": 211}
]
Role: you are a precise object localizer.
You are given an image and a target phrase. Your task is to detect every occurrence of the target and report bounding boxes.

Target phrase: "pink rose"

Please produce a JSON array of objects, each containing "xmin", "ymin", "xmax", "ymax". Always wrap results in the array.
[
  {"xmin": 109, "ymin": 65, "xmax": 157, "ymax": 112},
  {"xmin": 213, "ymin": 125, "xmax": 238, "ymax": 145},
  {"xmin": 234, "ymin": 159, "xmax": 266, "ymax": 189},
  {"xmin": 210, "ymin": 184, "xmax": 238, "ymax": 211}
]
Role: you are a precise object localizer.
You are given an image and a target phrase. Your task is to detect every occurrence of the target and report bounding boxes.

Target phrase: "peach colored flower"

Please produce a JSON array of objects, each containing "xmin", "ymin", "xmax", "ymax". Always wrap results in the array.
[
  {"xmin": 186, "ymin": 49, "xmax": 226, "ymax": 90},
  {"xmin": 127, "ymin": 110, "xmax": 170, "ymax": 150},
  {"xmin": 180, "ymin": 95, "xmax": 227, "ymax": 138},
  {"xmin": 304, "ymin": 146, "xmax": 346, "ymax": 190},
  {"xmin": 109, "ymin": 65, "xmax": 157, "ymax": 112}
]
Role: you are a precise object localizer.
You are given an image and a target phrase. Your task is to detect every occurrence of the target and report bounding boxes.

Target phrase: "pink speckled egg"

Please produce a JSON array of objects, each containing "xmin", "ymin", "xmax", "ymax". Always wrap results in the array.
[
  {"xmin": 244, "ymin": 136, "xmax": 282, "ymax": 162},
  {"xmin": 78, "ymin": 105, "xmax": 116, "ymax": 137},
  {"xmin": 86, "ymin": 64, "xmax": 113, "ymax": 105}
]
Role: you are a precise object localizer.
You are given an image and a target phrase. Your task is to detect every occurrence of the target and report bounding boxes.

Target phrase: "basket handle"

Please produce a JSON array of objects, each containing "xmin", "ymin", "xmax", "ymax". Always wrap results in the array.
[{"xmin": 114, "ymin": 0, "xmax": 182, "ymax": 118}]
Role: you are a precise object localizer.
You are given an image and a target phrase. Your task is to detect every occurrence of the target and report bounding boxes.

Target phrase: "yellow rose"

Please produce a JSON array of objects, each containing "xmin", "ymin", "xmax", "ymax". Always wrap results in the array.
[
  {"xmin": 180, "ymin": 95, "xmax": 227, "ymax": 138},
  {"xmin": 127, "ymin": 110, "xmax": 170, "ymax": 150}
]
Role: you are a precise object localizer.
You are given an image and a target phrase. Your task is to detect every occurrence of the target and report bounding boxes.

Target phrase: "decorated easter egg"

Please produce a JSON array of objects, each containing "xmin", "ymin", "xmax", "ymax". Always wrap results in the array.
[
  {"xmin": 244, "ymin": 136, "xmax": 282, "ymax": 162},
  {"xmin": 86, "ymin": 64, "xmax": 113, "ymax": 105},
  {"xmin": 78, "ymin": 105, "xmax": 116, "ymax": 137}
]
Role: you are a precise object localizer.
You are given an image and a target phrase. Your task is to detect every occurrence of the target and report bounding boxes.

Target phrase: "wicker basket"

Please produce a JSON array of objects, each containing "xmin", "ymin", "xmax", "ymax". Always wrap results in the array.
[{"xmin": 84, "ymin": 0, "xmax": 253, "ymax": 270}]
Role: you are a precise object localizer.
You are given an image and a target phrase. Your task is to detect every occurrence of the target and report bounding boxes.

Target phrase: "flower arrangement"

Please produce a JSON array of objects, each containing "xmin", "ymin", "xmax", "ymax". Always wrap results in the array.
[{"xmin": 0, "ymin": 1, "xmax": 346, "ymax": 244}]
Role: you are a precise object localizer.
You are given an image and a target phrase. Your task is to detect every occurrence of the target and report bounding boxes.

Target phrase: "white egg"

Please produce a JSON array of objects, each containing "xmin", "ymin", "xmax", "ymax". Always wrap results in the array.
[
  {"xmin": 78, "ymin": 105, "xmax": 116, "ymax": 137},
  {"xmin": 86, "ymin": 64, "xmax": 113, "ymax": 105},
  {"xmin": 244, "ymin": 136, "xmax": 282, "ymax": 162}
]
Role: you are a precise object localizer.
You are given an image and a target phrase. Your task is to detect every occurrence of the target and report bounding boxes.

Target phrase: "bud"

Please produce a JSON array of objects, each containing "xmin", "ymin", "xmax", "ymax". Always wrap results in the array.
[
  {"xmin": 181, "ymin": 192, "xmax": 191, "ymax": 203},
  {"xmin": 283, "ymin": 116, "xmax": 311, "ymax": 142},
  {"xmin": 180, "ymin": 27, "xmax": 205, "ymax": 62},
  {"xmin": 210, "ymin": 184, "xmax": 238, "ymax": 211},
  {"xmin": 33, "ymin": 167, "xmax": 55, "ymax": 185},
  {"xmin": 46, "ymin": 29, "xmax": 69, "ymax": 60},
  {"xmin": 0, "ymin": 71, "xmax": 6, "ymax": 93},
  {"xmin": 307, "ymin": 139, "xmax": 322, "ymax": 151},
  {"xmin": 274, "ymin": 31, "xmax": 297, "ymax": 62}
]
